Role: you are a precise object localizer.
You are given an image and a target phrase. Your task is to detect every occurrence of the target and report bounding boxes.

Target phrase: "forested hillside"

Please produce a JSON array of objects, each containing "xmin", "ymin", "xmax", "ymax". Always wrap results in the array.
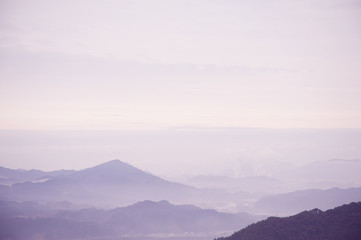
[{"xmin": 216, "ymin": 202, "xmax": 361, "ymax": 240}]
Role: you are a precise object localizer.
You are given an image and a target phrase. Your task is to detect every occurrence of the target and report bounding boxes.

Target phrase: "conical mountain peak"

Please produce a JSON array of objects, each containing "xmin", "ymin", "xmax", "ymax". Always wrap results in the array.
[
  {"xmin": 83, "ymin": 160, "xmax": 142, "ymax": 173},
  {"xmin": 72, "ymin": 160, "xmax": 163, "ymax": 185},
  {"xmin": 96, "ymin": 159, "xmax": 135, "ymax": 169}
]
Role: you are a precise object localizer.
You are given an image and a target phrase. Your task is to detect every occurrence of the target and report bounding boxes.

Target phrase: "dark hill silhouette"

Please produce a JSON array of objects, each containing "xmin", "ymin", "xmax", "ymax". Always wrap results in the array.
[{"xmin": 216, "ymin": 202, "xmax": 361, "ymax": 240}]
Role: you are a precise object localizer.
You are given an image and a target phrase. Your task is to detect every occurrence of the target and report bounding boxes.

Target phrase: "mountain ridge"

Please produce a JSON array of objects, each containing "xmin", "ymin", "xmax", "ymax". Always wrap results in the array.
[
  {"xmin": 255, "ymin": 187, "xmax": 361, "ymax": 215},
  {"xmin": 216, "ymin": 202, "xmax": 361, "ymax": 240},
  {"xmin": 0, "ymin": 199, "xmax": 263, "ymax": 240},
  {"xmin": 0, "ymin": 160, "xmax": 202, "ymax": 208}
]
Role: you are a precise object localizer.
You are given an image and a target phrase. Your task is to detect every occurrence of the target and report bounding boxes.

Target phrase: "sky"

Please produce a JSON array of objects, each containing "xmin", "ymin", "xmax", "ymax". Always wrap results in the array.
[
  {"xmin": 1, "ymin": 0, "xmax": 361, "ymax": 130},
  {"xmin": 1, "ymin": 0, "xmax": 361, "ymax": 176}
]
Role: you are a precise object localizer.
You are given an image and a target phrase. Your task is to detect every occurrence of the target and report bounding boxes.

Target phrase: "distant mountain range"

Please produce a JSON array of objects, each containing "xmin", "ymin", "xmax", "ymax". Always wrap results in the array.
[
  {"xmin": 182, "ymin": 159, "xmax": 361, "ymax": 194},
  {"xmin": 0, "ymin": 199, "xmax": 263, "ymax": 240},
  {"xmin": 216, "ymin": 202, "xmax": 361, "ymax": 240},
  {"xmin": 277, "ymin": 159, "xmax": 361, "ymax": 189},
  {"xmin": 1, "ymin": 159, "xmax": 361, "ymax": 214},
  {"xmin": 0, "ymin": 160, "xmax": 256, "ymax": 211},
  {"xmin": 187, "ymin": 175, "xmax": 284, "ymax": 193},
  {"xmin": 0, "ymin": 160, "xmax": 203, "ymax": 207},
  {"xmin": 0, "ymin": 165, "xmax": 75, "ymax": 186},
  {"xmin": 255, "ymin": 187, "xmax": 361, "ymax": 215},
  {"xmin": 1, "ymin": 160, "xmax": 361, "ymax": 239}
]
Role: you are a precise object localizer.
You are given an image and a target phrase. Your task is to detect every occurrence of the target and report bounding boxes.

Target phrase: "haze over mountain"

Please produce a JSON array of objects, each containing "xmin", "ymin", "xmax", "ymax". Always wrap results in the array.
[
  {"xmin": 0, "ymin": 165, "xmax": 75, "ymax": 186},
  {"xmin": 1, "ymin": 129, "xmax": 361, "ymax": 183},
  {"xmin": 0, "ymin": 160, "xmax": 203, "ymax": 208},
  {"xmin": 1, "ymin": 0, "xmax": 361, "ymax": 239},
  {"xmin": 186, "ymin": 175, "xmax": 284, "ymax": 193},
  {"xmin": 254, "ymin": 187, "xmax": 361, "ymax": 216},
  {"xmin": 1, "ymin": 160, "xmax": 262, "ymax": 212},
  {"xmin": 277, "ymin": 159, "xmax": 361, "ymax": 189},
  {"xmin": 2, "ymin": 159, "xmax": 360, "ymax": 216},
  {"xmin": 0, "ymin": 199, "xmax": 263, "ymax": 240}
]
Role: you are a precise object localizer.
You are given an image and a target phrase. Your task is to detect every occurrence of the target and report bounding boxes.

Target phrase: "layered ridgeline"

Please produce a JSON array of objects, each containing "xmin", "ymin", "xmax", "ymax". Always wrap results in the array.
[
  {"xmin": 216, "ymin": 202, "xmax": 361, "ymax": 240},
  {"xmin": 1, "ymin": 160, "xmax": 361, "ymax": 239},
  {"xmin": 1, "ymin": 160, "xmax": 361, "ymax": 213},
  {"xmin": 255, "ymin": 187, "xmax": 361, "ymax": 215},
  {"xmin": 0, "ymin": 160, "xmax": 210, "ymax": 207},
  {"xmin": 0, "ymin": 199, "xmax": 262, "ymax": 240}
]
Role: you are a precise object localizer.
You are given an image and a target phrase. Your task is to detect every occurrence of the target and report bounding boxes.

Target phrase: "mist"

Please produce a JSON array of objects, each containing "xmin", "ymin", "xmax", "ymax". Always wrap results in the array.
[
  {"xmin": 1, "ymin": 128, "xmax": 361, "ymax": 180},
  {"xmin": 1, "ymin": 0, "xmax": 361, "ymax": 239}
]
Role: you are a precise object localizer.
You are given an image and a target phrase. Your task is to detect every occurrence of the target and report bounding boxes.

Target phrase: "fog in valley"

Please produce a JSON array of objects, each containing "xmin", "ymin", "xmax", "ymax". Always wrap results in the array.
[{"xmin": 1, "ymin": 0, "xmax": 361, "ymax": 239}]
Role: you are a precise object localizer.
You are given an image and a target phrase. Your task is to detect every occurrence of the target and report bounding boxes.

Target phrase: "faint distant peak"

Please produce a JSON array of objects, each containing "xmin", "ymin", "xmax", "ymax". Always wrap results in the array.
[
  {"xmin": 97, "ymin": 159, "xmax": 131, "ymax": 167},
  {"xmin": 88, "ymin": 159, "xmax": 141, "ymax": 172},
  {"xmin": 124, "ymin": 200, "xmax": 172, "ymax": 210},
  {"xmin": 126, "ymin": 200, "xmax": 201, "ymax": 212},
  {"xmin": 327, "ymin": 159, "xmax": 361, "ymax": 163},
  {"xmin": 134, "ymin": 200, "xmax": 171, "ymax": 207},
  {"xmin": 74, "ymin": 159, "xmax": 139, "ymax": 176},
  {"xmin": 71, "ymin": 159, "xmax": 167, "ymax": 185}
]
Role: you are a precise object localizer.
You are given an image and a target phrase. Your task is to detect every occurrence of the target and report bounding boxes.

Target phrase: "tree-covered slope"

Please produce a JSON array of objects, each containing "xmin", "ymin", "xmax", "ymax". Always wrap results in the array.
[{"xmin": 216, "ymin": 202, "xmax": 361, "ymax": 240}]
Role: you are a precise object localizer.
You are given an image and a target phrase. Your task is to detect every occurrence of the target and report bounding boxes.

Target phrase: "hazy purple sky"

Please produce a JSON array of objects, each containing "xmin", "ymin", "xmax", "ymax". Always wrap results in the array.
[{"xmin": 1, "ymin": 0, "xmax": 361, "ymax": 130}]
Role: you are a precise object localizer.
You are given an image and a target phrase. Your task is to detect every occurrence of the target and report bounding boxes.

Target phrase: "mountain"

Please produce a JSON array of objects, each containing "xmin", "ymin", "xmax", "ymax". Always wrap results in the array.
[
  {"xmin": 0, "ymin": 160, "xmax": 214, "ymax": 208},
  {"xmin": 278, "ymin": 159, "xmax": 361, "ymax": 189},
  {"xmin": 106, "ymin": 200, "xmax": 262, "ymax": 234},
  {"xmin": 0, "ymin": 165, "xmax": 75, "ymax": 186},
  {"xmin": 254, "ymin": 187, "xmax": 361, "ymax": 215},
  {"xmin": 187, "ymin": 175, "xmax": 284, "ymax": 193},
  {"xmin": 68, "ymin": 160, "xmax": 170, "ymax": 185},
  {"xmin": 0, "ymin": 166, "xmax": 44, "ymax": 185},
  {"xmin": 0, "ymin": 200, "xmax": 263, "ymax": 240},
  {"xmin": 216, "ymin": 202, "xmax": 361, "ymax": 240}
]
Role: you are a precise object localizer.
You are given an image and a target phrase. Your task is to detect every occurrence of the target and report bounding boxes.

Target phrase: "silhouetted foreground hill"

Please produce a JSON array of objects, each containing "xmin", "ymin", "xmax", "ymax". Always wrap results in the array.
[
  {"xmin": 216, "ymin": 202, "xmax": 361, "ymax": 240},
  {"xmin": 0, "ymin": 200, "xmax": 262, "ymax": 240}
]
